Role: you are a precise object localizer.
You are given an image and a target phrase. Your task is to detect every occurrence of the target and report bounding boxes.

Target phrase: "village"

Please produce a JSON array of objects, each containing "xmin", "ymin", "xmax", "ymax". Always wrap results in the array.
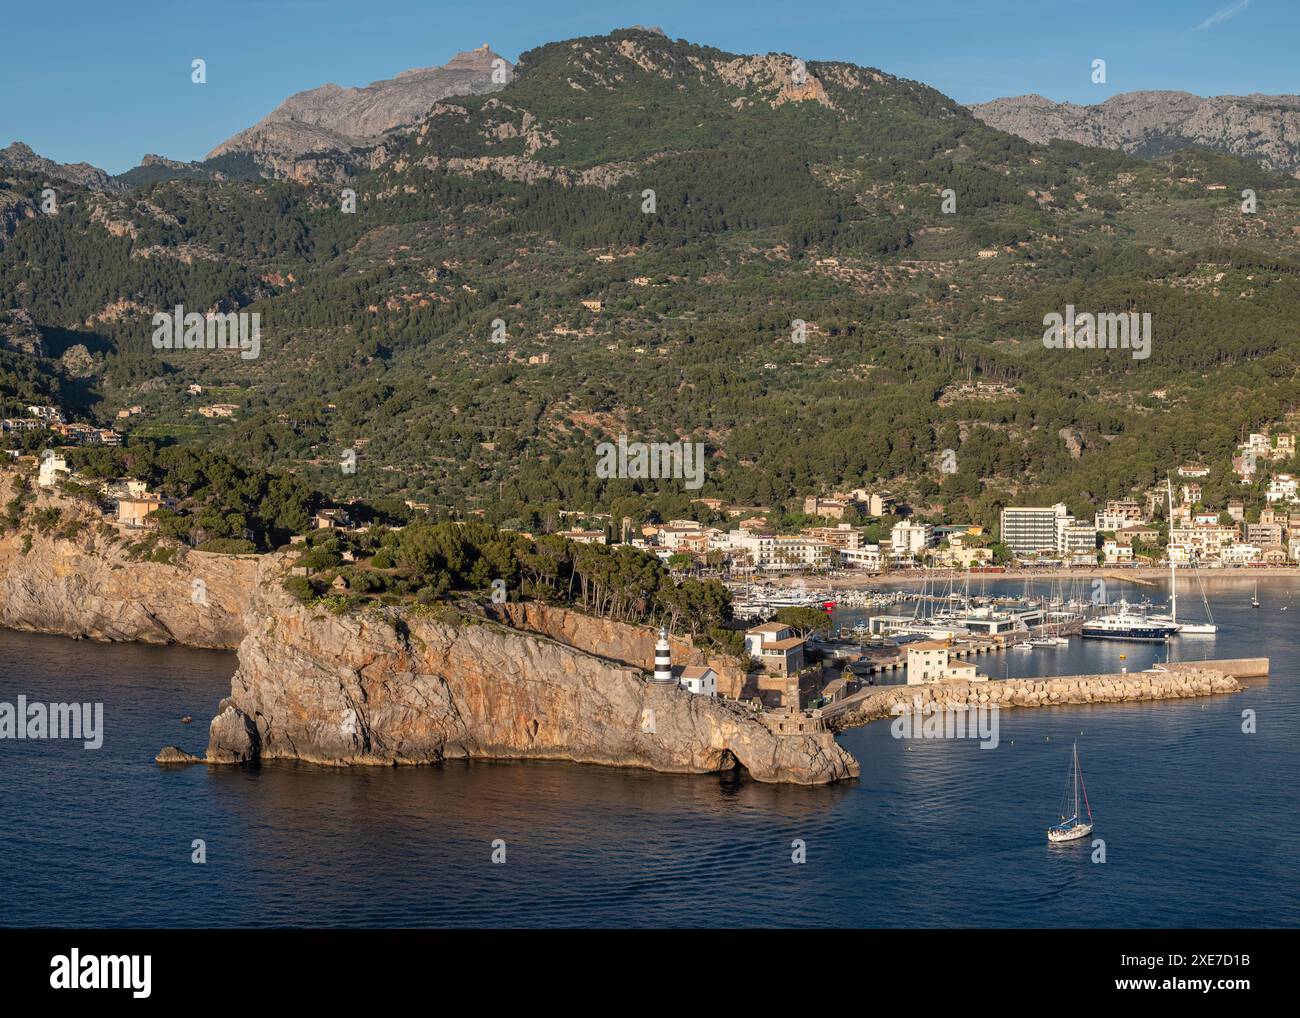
[{"xmin": 8, "ymin": 400, "xmax": 1300, "ymax": 722}]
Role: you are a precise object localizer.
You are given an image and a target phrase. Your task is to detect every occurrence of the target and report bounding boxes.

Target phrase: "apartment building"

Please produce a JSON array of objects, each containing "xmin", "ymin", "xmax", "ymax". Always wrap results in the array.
[{"xmin": 1000, "ymin": 504, "xmax": 1069, "ymax": 559}]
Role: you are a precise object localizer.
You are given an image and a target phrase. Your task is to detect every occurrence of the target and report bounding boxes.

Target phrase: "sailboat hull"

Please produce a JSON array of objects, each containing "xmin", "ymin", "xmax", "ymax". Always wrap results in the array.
[{"xmin": 1047, "ymin": 822, "xmax": 1094, "ymax": 843}]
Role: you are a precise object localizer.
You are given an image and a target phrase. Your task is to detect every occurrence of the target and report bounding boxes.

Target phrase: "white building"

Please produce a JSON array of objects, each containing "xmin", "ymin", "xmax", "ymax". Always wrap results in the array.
[
  {"xmin": 1102, "ymin": 540, "xmax": 1133, "ymax": 564},
  {"xmin": 905, "ymin": 641, "xmax": 981, "ymax": 684},
  {"xmin": 890, "ymin": 521, "xmax": 934, "ymax": 559},
  {"xmin": 676, "ymin": 665, "xmax": 717, "ymax": 697},
  {"xmin": 1221, "ymin": 543, "xmax": 1261, "ymax": 565},
  {"xmin": 771, "ymin": 536, "xmax": 834, "ymax": 570},
  {"xmin": 1266, "ymin": 475, "xmax": 1299, "ymax": 503},
  {"xmin": 37, "ymin": 454, "xmax": 70, "ymax": 489},
  {"xmin": 840, "ymin": 544, "xmax": 883, "ymax": 571},
  {"xmin": 1000, "ymin": 504, "xmax": 1069, "ymax": 559},
  {"xmin": 26, "ymin": 405, "xmax": 65, "ymax": 423},
  {"xmin": 656, "ymin": 523, "xmax": 705, "ymax": 550},
  {"xmin": 1055, "ymin": 515, "xmax": 1098, "ymax": 563}
]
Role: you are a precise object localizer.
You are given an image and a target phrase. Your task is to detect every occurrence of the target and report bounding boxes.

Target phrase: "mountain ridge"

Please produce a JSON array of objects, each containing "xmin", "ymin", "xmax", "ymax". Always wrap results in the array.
[
  {"xmin": 971, "ymin": 89, "xmax": 1300, "ymax": 177},
  {"xmin": 205, "ymin": 43, "xmax": 512, "ymax": 181}
]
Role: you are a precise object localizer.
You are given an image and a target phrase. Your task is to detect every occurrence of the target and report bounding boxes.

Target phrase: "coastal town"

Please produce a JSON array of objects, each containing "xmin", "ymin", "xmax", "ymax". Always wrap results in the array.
[{"xmin": 6, "ymin": 398, "xmax": 1293, "ymax": 729}]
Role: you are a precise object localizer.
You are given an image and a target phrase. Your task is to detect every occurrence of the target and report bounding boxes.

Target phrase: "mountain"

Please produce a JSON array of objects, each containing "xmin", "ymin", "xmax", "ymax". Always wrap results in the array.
[
  {"xmin": 0, "ymin": 141, "xmax": 122, "ymax": 191},
  {"xmin": 970, "ymin": 90, "xmax": 1300, "ymax": 177},
  {"xmin": 3, "ymin": 28, "xmax": 1300, "ymax": 536},
  {"xmin": 205, "ymin": 44, "xmax": 511, "ymax": 181}
]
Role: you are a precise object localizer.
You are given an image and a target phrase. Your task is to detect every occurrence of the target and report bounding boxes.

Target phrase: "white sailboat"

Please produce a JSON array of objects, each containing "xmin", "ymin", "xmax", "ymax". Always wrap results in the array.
[
  {"xmin": 1252, "ymin": 581, "xmax": 1260, "ymax": 609},
  {"xmin": 1047, "ymin": 742, "xmax": 1094, "ymax": 843}
]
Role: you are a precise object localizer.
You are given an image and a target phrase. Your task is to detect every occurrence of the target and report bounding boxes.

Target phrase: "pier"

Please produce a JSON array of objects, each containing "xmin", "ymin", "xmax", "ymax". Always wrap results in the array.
[{"xmin": 821, "ymin": 657, "xmax": 1267, "ymax": 732}]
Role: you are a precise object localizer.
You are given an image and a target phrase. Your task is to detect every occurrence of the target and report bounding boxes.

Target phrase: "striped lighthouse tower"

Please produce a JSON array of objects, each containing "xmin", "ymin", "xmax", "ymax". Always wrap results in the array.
[{"xmin": 653, "ymin": 627, "xmax": 674, "ymax": 684}]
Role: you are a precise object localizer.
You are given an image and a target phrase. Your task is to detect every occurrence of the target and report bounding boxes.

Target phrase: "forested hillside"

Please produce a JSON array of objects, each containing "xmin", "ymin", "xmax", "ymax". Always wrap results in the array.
[{"xmin": 4, "ymin": 27, "xmax": 1300, "ymax": 535}]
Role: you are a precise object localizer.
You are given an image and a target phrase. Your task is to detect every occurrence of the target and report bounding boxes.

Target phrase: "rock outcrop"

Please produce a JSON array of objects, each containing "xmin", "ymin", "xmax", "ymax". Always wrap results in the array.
[
  {"xmin": 0, "ymin": 473, "xmax": 261, "ymax": 648},
  {"xmin": 202, "ymin": 580, "xmax": 858, "ymax": 785},
  {"xmin": 155, "ymin": 745, "xmax": 202, "ymax": 764},
  {"xmin": 0, "ymin": 307, "xmax": 45, "ymax": 357},
  {"xmin": 0, "ymin": 141, "xmax": 122, "ymax": 191}
]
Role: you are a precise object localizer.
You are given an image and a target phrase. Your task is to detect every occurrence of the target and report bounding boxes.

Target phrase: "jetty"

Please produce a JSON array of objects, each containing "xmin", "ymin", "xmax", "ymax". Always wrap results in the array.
[{"xmin": 821, "ymin": 657, "xmax": 1267, "ymax": 732}]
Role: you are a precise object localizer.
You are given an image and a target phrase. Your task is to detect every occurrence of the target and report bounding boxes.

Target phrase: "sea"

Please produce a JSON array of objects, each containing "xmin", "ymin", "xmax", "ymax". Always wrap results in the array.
[{"xmin": 1, "ymin": 574, "xmax": 1296, "ymax": 927}]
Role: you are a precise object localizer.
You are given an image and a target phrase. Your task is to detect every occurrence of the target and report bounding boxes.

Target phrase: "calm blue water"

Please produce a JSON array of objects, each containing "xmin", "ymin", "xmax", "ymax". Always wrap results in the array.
[{"xmin": 1, "ymin": 575, "xmax": 1296, "ymax": 927}]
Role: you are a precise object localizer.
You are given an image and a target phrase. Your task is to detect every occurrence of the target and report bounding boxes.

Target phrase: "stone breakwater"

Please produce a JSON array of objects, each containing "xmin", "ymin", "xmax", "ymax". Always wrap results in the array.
[
  {"xmin": 824, "ymin": 666, "xmax": 1250, "ymax": 733},
  {"xmin": 195, "ymin": 580, "xmax": 859, "ymax": 785}
]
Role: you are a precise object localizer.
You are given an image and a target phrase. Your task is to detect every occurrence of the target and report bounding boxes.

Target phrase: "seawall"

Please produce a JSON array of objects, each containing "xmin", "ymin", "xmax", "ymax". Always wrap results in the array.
[{"xmin": 823, "ymin": 661, "xmax": 1257, "ymax": 732}]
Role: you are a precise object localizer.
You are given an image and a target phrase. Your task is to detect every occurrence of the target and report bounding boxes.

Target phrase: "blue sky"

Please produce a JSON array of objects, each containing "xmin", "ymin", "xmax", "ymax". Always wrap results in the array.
[{"xmin": 1, "ymin": 0, "xmax": 1291, "ymax": 174}]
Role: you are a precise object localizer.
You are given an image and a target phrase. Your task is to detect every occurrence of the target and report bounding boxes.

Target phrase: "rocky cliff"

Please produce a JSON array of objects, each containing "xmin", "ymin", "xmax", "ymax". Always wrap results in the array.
[
  {"xmin": 202, "ymin": 580, "xmax": 858, "ymax": 784},
  {"xmin": 970, "ymin": 90, "xmax": 1300, "ymax": 177},
  {"xmin": 0, "ymin": 473, "xmax": 856, "ymax": 784},
  {"xmin": 0, "ymin": 475, "xmax": 260, "ymax": 648},
  {"xmin": 487, "ymin": 601, "xmax": 747, "ymax": 696}
]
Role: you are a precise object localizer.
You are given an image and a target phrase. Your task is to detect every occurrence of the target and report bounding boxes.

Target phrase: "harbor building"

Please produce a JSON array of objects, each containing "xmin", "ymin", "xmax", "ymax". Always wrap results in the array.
[{"xmin": 905, "ymin": 641, "xmax": 982, "ymax": 684}]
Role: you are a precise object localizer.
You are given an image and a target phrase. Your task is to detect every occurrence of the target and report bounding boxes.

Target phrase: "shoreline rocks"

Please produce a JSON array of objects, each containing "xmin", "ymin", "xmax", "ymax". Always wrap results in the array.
[{"xmin": 155, "ymin": 745, "xmax": 203, "ymax": 765}]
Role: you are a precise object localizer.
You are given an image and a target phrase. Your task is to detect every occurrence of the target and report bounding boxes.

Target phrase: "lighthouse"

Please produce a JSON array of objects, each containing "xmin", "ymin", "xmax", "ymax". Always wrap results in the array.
[{"xmin": 653, "ymin": 627, "xmax": 674, "ymax": 683}]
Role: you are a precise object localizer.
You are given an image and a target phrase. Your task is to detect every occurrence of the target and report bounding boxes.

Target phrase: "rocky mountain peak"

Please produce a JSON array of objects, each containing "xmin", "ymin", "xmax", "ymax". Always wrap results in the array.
[{"xmin": 205, "ymin": 45, "xmax": 513, "ymax": 176}]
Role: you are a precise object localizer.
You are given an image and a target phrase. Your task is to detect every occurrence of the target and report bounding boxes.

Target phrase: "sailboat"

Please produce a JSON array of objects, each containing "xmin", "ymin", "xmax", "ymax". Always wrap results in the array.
[
  {"xmin": 1047, "ymin": 742, "xmax": 1094, "ymax": 843},
  {"xmin": 1148, "ymin": 479, "xmax": 1216, "ymax": 634},
  {"xmin": 1252, "ymin": 581, "xmax": 1260, "ymax": 609}
]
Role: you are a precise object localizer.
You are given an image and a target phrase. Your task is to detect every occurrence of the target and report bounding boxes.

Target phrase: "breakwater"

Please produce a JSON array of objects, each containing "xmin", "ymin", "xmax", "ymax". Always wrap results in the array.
[{"xmin": 822, "ymin": 658, "xmax": 1264, "ymax": 732}]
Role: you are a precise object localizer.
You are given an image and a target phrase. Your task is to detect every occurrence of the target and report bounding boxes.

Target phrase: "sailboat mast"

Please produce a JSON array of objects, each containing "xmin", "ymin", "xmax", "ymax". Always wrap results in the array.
[
  {"xmin": 1167, "ymin": 478, "xmax": 1177, "ymax": 624},
  {"xmin": 1073, "ymin": 743, "xmax": 1079, "ymax": 818}
]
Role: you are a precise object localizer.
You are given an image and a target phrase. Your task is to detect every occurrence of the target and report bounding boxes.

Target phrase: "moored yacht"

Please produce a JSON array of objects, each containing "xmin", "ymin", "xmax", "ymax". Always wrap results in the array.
[{"xmin": 1081, "ymin": 600, "xmax": 1178, "ymax": 642}]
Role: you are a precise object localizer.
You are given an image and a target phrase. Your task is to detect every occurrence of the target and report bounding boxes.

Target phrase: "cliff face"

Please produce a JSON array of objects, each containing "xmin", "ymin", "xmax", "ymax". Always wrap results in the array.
[
  {"xmin": 0, "ymin": 474, "xmax": 857, "ymax": 784},
  {"xmin": 487, "ymin": 601, "xmax": 747, "ymax": 697},
  {"xmin": 206, "ymin": 581, "xmax": 858, "ymax": 785},
  {"xmin": 0, "ymin": 480, "xmax": 261, "ymax": 648}
]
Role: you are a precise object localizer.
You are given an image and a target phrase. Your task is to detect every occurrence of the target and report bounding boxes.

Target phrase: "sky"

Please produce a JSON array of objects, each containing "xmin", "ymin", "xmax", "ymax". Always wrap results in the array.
[{"xmin": 0, "ymin": 0, "xmax": 1292, "ymax": 174}]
